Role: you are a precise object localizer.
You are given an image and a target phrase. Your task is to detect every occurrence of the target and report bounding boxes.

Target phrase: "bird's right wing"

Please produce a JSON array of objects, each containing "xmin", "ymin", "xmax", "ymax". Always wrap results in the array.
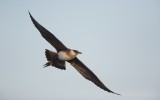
[
  {"xmin": 68, "ymin": 57, "xmax": 120, "ymax": 95},
  {"xmin": 29, "ymin": 12, "xmax": 68, "ymax": 52}
]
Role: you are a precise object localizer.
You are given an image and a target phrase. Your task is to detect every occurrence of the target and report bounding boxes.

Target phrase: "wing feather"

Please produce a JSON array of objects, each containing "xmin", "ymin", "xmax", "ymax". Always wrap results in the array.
[
  {"xmin": 68, "ymin": 57, "xmax": 120, "ymax": 95},
  {"xmin": 29, "ymin": 12, "xmax": 68, "ymax": 52}
]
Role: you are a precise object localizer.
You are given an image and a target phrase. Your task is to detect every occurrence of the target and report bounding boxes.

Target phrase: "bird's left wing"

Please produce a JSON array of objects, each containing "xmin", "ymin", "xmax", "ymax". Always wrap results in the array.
[
  {"xmin": 68, "ymin": 57, "xmax": 120, "ymax": 95},
  {"xmin": 29, "ymin": 12, "xmax": 68, "ymax": 52}
]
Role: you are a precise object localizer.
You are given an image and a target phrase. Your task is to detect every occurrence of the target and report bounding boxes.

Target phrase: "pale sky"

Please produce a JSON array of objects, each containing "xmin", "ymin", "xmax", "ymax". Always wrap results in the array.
[{"xmin": 0, "ymin": 0, "xmax": 160, "ymax": 100}]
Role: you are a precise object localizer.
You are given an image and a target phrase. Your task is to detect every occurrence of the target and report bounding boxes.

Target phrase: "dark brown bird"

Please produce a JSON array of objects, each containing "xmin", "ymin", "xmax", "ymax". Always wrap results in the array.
[{"xmin": 29, "ymin": 12, "xmax": 120, "ymax": 95}]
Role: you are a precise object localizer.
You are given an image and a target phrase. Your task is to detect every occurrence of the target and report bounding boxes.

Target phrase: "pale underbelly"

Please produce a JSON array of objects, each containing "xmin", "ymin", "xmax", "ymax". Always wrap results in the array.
[{"xmin": 58, "ymin": 51, "xmax": 76, "ymax": 61}]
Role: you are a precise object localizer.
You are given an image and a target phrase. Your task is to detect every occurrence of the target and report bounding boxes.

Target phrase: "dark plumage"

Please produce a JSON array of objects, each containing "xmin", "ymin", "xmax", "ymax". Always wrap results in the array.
[
  {"xmin": 29, "ymin": 11, "xmax": 120, "ymax": 95},
  {"xmin": 44, "ymin": 49, "xmax": 66, "ymax": 70}
]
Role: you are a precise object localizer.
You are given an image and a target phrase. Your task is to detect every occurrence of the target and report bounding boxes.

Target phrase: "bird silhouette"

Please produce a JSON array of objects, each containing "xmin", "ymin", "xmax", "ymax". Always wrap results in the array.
[{"xmin": 29, "ymin": 12, "xmax": 120, "ymax": 95}]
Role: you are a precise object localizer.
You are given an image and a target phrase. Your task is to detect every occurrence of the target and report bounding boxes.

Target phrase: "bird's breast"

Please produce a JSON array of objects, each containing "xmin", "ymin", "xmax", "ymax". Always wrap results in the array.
[{"xmin": 58, "ymin": 51, "xmax": 76, "ymax": 61}]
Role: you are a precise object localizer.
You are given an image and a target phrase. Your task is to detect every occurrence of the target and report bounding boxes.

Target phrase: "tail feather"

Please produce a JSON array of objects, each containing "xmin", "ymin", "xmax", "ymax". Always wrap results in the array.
[
  {"xmin": 44, "ymin": 49, "xmax": 66, "ymax": 70},
  {"xmin": 45, "ymin": 49, "xmax": 57, "ymax": 61},
  {"xmin": 52, "ymin": 61, "xmax": 66, "ymax": 70}
]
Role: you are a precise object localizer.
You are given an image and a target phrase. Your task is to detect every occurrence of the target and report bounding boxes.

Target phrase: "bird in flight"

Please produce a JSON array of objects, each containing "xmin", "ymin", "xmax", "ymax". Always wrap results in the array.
[{"xmin": 29, "ymin": 12, "xmax": 120, "ymax": 95}]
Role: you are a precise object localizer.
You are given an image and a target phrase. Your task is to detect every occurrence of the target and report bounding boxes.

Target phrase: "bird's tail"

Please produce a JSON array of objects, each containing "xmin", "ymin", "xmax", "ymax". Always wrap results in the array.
[
  {"xmin": 45, "ymin": 49, "xmax": 57, "ymax": 61},
  {"xmin": 44, "ymin": 49, "xmax": 66, "ymax": 70},
  {"xmin": 43, "ymin": 49, "xmax": 57, "ymax": 68}
]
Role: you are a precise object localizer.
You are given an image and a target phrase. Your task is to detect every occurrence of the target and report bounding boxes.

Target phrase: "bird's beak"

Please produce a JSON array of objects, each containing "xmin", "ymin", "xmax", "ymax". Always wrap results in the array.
[{"xmin": 78, "ymin": 52, "xmax": 82, "ymax": 54}]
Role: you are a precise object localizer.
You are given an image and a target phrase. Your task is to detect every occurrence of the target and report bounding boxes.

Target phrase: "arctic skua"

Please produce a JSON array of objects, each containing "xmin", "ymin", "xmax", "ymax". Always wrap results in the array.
[{"xmin": 29, "ymin": 12, "xmax": 120, "ymax": 95}]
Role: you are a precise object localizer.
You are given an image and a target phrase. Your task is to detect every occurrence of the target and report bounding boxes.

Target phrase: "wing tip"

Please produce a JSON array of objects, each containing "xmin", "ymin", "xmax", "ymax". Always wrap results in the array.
[
  {"xmin": 28, "ymin": 10, "xmax": 30, "ymax": 14},
  {"xmin": 28, "ymin": 11, "xmax": 33, "ymax": 20},
  {"xmin": 109, "ymin": 91, "xmax": 121, "ymax": 96}
]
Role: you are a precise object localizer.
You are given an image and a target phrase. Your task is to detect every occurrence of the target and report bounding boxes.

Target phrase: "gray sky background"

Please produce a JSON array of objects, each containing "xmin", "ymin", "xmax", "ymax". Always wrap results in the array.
[{"xmin": 0, "ymin": 0, "xmax": 160, "ymax": 100}]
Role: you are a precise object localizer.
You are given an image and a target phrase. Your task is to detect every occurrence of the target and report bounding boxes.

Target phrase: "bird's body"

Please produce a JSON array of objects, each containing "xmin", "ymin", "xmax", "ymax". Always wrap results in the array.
[
  {"xmin": 44, "ymin": 49, "xmax": 81, "ymax": 69},
  {"xmin": 29, "ymin": 12, "xmax": 120, "ymax": 95},
  {"xmin": 58, "ymin": 49, "xmax": 81, "ymax": 61}
]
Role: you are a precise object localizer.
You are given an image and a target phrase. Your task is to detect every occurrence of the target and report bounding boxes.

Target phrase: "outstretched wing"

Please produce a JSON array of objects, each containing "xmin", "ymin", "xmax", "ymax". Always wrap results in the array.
[
  {"xmin": 29, "ymin": 12, "xmax": 68, "ymax": 52},
  {"xmin": 68, "ymin": 57, "xmax": 120, "ymax": 95}
]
